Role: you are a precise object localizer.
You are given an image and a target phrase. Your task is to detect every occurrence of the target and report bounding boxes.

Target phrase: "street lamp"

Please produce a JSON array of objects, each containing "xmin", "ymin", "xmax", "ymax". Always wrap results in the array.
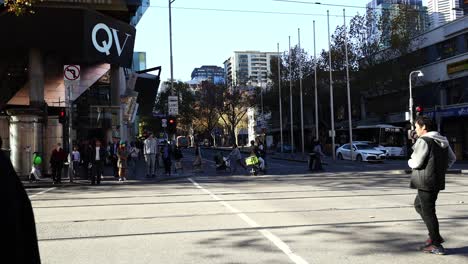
[
  {"xmin": 409, "ymin": 70, "xmax": 424, "ymax": 129},
  {"xmin": 169, "ymin": 0, "xmax": 176, "ymax": 95}
]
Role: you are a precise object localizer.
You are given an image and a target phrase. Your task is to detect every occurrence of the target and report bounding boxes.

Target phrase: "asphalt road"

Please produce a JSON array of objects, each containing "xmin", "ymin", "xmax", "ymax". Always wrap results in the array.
[{"xmin": 28, "ymin": 150, "xmax": 468, "ymax": 264}]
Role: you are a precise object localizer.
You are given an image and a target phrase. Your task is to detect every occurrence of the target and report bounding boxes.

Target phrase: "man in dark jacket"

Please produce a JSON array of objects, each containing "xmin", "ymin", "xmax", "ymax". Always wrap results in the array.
[
  {"xmin": 50, "ymin": 143, "xmax": 66, "ymax": 184},
  {"xmin": 408, "ymin": 116, "xmax": 456, "ymax": 255},
  {"xmin": 1, "ymin": 136, "xmax": 41, "ymax": 263},
  {"xmin": 88, "ymin": 140, "xmax": 107, "ymax": 185}
]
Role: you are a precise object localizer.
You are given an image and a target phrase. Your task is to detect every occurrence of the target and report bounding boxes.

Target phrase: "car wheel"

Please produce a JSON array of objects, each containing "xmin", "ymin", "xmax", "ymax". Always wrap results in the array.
[
  {"xmin": 356, "ymin": 155, "xmax": 363, "ymax": 162},
  {"xmin": 337, "ymin": 153, "xmax": 343, "ymax": 160}
]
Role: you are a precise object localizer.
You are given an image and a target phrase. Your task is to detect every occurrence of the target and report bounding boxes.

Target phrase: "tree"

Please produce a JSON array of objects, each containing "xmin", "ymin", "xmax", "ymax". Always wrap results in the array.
[
  {"xmin": 3, "ymin": 0, "xmax": 36, "ymax": 15},
  {"xmin": 192, "ymin": 81, "xmax": 224, "ymax": 145},
  {"xmin": 218, "ymin": 86, "xmax": 254, "ymax": 145}
]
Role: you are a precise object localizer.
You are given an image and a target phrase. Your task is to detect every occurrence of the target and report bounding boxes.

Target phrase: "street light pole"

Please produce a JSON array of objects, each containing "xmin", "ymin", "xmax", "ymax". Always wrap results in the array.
[
  {"xmin": 343, "ymin": 9, "xmax": 354, "ymax": 160},
  {"xmin": 298, "ymin": 28, "xmax": 305, "ymax": 154},
  {"xmin": 327, "ymin": 10, "xmax": 336, "ymax": 160},
  {"xmin": 409, "ymin": 70, "xmax": 423, "ymax": 130},
  {"xmin": 169, "ymin": 0, "xmax": 175, "ymax": 95},
  {"xmin": 278, "ymin": 43, "xmax": 284, "ymax": 153},
  {"xmin": 289, "ymin": 36, "xmax": 294, "ymax": 153},
  {"xmin": 313, "ymin": 20, "xmax": 318, "ymax": 141}
]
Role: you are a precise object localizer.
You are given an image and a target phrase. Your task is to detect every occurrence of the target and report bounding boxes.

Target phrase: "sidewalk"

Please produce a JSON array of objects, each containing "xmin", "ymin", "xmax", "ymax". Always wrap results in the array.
[
  {"xmin": 269, "ymin": 152, "xmax": 468, "ymax": 174},
  {"xmin": 22, "ymin": 158, "xmax": 195, "ymax": 188}
]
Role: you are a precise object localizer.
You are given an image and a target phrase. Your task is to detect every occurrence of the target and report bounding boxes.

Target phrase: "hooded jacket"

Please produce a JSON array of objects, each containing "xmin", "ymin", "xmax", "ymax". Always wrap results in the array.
[{"xmin": 408, "ymin": 131, "xmax": 456, "ymax": 191}]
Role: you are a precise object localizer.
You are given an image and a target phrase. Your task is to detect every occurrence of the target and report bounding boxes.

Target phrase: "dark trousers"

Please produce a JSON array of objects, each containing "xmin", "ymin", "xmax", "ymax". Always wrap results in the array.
[
  {"xmin": 163, "ymin": 158, "xmax": 171, "ymax": 175},
  {"xmin": 414, "ymin": 189, "xmax": 443, "ymax": 245},
  {"xmin": 111, "ymin": 156, "xmax": 118, "ymax": 177},
  {"xmin": 91, "ymin": 161, "xmax": 104, "ymax": 184},
  {"xmin": 52, "ymin": 165, "xmax": 63, "ymax": 183}
]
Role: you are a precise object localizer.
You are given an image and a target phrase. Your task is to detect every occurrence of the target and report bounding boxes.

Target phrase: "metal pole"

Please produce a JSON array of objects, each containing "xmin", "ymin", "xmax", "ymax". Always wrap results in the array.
[
  {"xmin": 289, "ymin": 36, "xmax": 294, "ymax": 152},
  {"xmin": 327, "ymin": 10, "xmax": 336, "ymax": 160},
  {"xmin": 343, "ymin": 9, "xmax": 354, "ymax": 160},
  {"xmin": 409, "ymin": 72, "xmax": 414, "ymax": 130},
  {"xmin": 313, "ymin": 20, "xmax": 319, "ymax": 141},
  {"xmin": 169, "ymin": 0, "xmax": 175, "ymax": 95},
  {"xmin": 68, "ymin": 84, "xmax": 73, "ymax": 182},
  {"xmin": 298, "ymin": 28, "xmax": 305, "ymax": 154},
  {"xmin": 278, "ymin": 43, "xmax": 284, "ymax": 153}
]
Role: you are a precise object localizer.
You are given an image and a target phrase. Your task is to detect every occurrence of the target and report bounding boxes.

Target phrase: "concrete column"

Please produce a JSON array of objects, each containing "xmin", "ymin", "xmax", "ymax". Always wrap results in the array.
[
  {"xmin": 360, "ymin": 96, "xmax": 367, "ymax": 121},
  {"xmin": 110, "ymin": 64, "xmax": 124, "ymax": 140},
  {"xmin": 29, "ymin": 48, "xmax": 45, "ymax": 107}
]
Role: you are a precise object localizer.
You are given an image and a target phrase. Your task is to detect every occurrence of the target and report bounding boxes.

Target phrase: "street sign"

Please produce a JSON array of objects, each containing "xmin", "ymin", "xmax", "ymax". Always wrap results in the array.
[
  {"xmin": 168, "ymin": 96, "xmax": 178, "ymax": 116},
  {"xmin": 162, "ymin": 118, "xmax": 167, "ymax": 128},
  {"xmin": 64, "ymin": 65, "xmax": 80, "ymax": 84}
]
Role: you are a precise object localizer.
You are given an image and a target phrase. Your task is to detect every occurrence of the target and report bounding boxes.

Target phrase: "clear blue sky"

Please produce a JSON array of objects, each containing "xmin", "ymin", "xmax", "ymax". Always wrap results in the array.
[{"xmin": 134, "ymin": 0, "xmax": 428, "ymax": 82}]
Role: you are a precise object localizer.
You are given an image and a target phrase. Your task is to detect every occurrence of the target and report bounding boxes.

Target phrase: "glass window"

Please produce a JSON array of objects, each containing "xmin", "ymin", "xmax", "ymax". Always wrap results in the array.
[{"xmin": 436, "ymin": 38, "xmax": 458, "ymax": 60}]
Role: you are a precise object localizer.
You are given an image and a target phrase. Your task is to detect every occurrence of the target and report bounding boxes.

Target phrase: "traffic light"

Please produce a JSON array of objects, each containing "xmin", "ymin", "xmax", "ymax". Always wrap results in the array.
[
  {"xmin": 415, "ymin": 105, "xmax": 423, "ymax": 117},
  {"xmin": 58, "ymin": 108, "xmax": 67, "ymax": 124},
  {"xmin": 167, "ymin": 118, "xmax": 177, "ymax": 134}
]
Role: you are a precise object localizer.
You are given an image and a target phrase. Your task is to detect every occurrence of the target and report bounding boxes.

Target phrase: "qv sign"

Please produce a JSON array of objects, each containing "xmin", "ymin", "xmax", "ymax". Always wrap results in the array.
[{"xmin": 92, "ymin": 23, "xmax": 132, "ymax": 57}]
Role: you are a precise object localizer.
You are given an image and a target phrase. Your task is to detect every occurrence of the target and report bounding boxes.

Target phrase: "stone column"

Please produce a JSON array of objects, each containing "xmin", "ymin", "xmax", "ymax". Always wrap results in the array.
[
  {"xmin": 110, "ymin": 64, "xmax": 124, "ymax": 140},
  {"xmin": 29, "ymin": 48, "xmax": 45, "ymax": 107}
]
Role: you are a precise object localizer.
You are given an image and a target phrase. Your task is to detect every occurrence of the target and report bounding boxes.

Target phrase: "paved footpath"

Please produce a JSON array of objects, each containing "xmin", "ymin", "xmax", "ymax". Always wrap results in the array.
[{"xmin": 28, "ymin": 154, "xmax": 468, "ymax": 264}]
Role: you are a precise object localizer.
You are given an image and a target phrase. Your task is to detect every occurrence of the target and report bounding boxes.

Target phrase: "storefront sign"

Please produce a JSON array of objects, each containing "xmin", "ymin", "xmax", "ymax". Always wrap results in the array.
[
  {"xmin": 447, "ymin": 59, "xmax": 468, "ymax": 75},
  {"xmin": 426, "ymin": 106, "xmax": 468, "ymax": 119},
  {"xmin": 91, "ymin": 23, "xmax": 132, "ymax": 57}
]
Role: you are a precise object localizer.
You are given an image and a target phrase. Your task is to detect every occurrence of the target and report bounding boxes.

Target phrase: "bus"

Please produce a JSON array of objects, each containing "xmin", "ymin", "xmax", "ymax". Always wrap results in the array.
[{"xmin": 336, "ymin": 124, "xmax": 407, "ymax": 157}]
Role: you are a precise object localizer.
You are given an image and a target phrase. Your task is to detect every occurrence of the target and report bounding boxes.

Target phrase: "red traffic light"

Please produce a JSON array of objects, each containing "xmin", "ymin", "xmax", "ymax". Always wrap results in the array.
[
  {"xmin": 416, "ymin": 106, "xmax": 423, "ymax": 112},
  {"xmin": 169, "ymin": 119, "xmax": 175, "ymax": 124},
  {"xmin": 59, "ymin": 110, "xmax": 65, "ymax": 117}
]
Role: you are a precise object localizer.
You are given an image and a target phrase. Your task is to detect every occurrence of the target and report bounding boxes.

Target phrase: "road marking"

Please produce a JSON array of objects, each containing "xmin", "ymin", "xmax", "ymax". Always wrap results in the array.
[
  {"xmin": 188, "ymin": 178, "xmax": 309, "ymax": 264},
  {"xmin": 29, "ymin": 187, "xmax": 56, "ymax": 198}
]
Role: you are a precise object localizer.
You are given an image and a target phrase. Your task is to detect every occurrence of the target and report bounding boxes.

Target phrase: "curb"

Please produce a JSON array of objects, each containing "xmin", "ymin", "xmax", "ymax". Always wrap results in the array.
[{"xmin": 271, "ymin": 157, "xmax": 308, "ymax": 163}]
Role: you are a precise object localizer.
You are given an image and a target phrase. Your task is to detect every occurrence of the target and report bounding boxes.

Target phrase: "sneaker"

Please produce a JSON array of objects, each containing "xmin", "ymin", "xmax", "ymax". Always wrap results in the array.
[
  {"xmin": 422, "ymin": 244, "xmax": 446, "ymax": 255},
  {"xmin": 422, "ymin": 237, "xmax": 445, "ymax": 248},
  {"xmin": 123, "ymin": 177, "xmax": 127, "ymax": 181}
]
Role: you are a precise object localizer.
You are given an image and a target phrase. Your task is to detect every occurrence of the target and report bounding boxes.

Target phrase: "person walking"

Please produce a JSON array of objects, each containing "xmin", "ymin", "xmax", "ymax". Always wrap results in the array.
[
  {"xmin": 162, "ymin": 141, "xmax": 173, "ymax": 176},
  {"xmin": 408, "ymin": 116, "xmax": 456, "ymax": 255},
  {"xmin": 108, "ymin": 136, "xmax": 120, "ymax": 178},
  {"xmin": 71, "ymin": 145, "xmax": 81, "ymax": 182},
  {"xmin": 144, "ymin": 133, "xmax": 158, "ymax": 178},
  {"xmin": 228, "ymin": 144, "xmax": 247, "ymax": 173},
  {"xmin": 173, "ymin": 145, "xmax": 183, "ymax": 173},
  {"xmin": 88, "ymin": 140, "xmax": 107, "ymax": 185},
  {"xmin": 192, "ymin": 144, "xmax": 203, "ymax": 172},
  {"xmin": 117, "ymin": 141, "xmax": 129, "ymax": 182},
  {"xmin": 50, "ymin": 143, "xmax": 66, "ymax": 184},
  {"xmin": 2, "ymin": 136, "xmax": 41, "ymax": 263},
  {"xmin": 310, "ymin": 140, "xmax": 326, "ymax": 171},
  {"xmin": 128, "ymin": 141, "xmax": 140, "ymax": 178}
]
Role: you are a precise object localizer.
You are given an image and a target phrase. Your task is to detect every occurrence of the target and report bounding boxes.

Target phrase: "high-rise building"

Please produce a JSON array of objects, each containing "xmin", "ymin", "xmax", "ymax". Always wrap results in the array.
[
  {"xmin": 367, "ymin": 0, "xmax": 428, "ymax": 47},
  {"xmin": 190, "ymin": 65, "xmax": 225, "ymax": 85},
  {"xmin": 427, "ymin": 0, "xmax": 464, "ymax": 28},
  {"xmin": 224, "ymin": 51, "xmax": 278, "ymax": 87}
]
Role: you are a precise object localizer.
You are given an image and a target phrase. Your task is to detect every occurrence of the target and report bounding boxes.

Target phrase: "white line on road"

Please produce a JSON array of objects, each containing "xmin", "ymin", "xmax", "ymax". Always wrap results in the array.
[
  {"xmin": 29, "ymin": 187, "xmax": 56, "ymax": 198},
  {"xmin": 188, "ymin": 178, "xmax": 310, "ymax": 264}
]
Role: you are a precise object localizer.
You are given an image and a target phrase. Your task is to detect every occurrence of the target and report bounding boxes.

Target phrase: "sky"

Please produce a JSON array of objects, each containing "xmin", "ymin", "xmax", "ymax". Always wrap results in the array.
[{"xmin": 134, "ymin": 0, "xmax": 429, "ymax": 82}]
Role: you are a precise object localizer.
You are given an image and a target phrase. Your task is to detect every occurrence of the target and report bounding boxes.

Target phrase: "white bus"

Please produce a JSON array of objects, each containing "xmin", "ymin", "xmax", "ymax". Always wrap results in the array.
[{"xmin": 336, "ymin": 124, "xmax": 407, "ymax": 157}]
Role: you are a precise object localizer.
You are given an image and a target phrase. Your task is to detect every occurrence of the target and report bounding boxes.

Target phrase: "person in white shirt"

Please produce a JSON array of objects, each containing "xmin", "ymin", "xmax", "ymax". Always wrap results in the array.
[
  {"xmin": 144, "ymin": 133, "xmax": 158, "ymax": 178},
  {"xmin": 71, "ymin": 146, "xmax": 81, "ymax": 182}
]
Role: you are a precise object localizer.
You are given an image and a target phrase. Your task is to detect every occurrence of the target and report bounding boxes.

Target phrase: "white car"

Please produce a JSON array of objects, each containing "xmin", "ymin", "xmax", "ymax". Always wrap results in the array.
[
  {"xmin": 336, "ymin": 143, "xmax": 386, "ymax": 162},
  {"xmin": 353, "ymin": 141, "xmax": 388, "ymax": 157}
]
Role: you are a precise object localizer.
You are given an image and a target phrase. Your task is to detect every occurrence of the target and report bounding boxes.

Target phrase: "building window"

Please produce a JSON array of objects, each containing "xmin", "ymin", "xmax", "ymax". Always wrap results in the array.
[{"xmin": 436, "ymin": 38, "xmax": 458, "ymax": 60}]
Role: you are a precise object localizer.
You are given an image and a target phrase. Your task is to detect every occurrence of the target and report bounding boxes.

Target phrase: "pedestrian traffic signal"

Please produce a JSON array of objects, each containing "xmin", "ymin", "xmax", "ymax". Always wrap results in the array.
[
  {"xmin": 58, "ymin": 108, "xmax": 67, "ymax": 124},
  {"xmin": 167, "ymin": 118, "xmax": 177, "ymax": 134},
  {"xmin": 415, "ymin": 105, "xmax": 423, "ymax": 117}
]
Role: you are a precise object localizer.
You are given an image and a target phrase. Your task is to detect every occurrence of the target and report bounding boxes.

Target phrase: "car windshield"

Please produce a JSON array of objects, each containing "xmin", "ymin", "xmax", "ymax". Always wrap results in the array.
[{"xmin": 356, "ymin": 144, "xmax": 374, "ymax": 150}]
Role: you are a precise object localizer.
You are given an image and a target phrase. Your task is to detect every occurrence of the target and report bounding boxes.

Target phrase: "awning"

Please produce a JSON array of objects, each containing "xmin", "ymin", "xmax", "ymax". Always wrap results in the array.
[
  {"xmin": 134, "ymin": 73, "xmax": 161, "ymax": 116},
  {"xmin": 0, "ymin": 6, "xmax": 136, "ymax": 67}
]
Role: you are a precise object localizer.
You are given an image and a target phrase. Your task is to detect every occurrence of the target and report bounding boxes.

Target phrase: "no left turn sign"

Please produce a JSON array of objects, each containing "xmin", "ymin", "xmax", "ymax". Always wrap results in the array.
[{"xmin": 64, "ymin": 65, "xmax": 81, "ymax": 82}]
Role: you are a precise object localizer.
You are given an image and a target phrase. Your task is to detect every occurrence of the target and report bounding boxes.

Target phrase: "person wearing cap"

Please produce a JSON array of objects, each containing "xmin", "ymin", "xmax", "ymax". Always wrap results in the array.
[{"xmin": 144, "ymin": 133, "xmax": 158, "ymax": 178}]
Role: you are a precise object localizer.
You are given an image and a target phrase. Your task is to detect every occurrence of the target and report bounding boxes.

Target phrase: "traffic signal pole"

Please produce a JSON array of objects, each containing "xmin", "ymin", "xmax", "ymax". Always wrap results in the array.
[{"xmin": 68, "ymin": 84, "xmax": 73, "ymax": 182}]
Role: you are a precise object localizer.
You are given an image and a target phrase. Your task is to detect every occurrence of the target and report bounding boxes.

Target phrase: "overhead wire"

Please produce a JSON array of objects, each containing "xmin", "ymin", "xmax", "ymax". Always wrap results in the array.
[{"xmin": 148, "ymin": 5, "xmax": 355, "ymax": 18}]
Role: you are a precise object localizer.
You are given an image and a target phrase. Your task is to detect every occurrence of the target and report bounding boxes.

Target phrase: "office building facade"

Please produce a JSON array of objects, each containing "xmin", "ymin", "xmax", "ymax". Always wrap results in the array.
[
  {"xmin": 427, "ymin": 0, "xmax": 464, "ymax": 28},
  {"xmin": 224, "ymin": 51, "xmax": 278, "ymax": 87}
]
